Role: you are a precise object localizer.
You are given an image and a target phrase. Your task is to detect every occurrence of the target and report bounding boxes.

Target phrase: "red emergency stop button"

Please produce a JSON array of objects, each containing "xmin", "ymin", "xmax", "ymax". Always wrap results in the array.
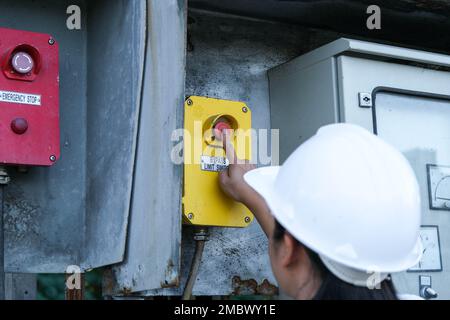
[
  {"xmin": 11, "ymin": 118, "xmax": 28, "ymax": 135},
  {"xmin": 11, "ymin": 52, "xmax": 34, "ymax": 74},
  {"xmin": 213, "ymin": 120, "xmax": 231, "ymax": 140}
]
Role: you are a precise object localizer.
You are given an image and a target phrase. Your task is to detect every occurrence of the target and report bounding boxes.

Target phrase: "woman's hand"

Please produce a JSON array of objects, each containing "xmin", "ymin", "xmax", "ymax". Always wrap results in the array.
[
  {"xmin": 218, "ymin": 130, "xmax": 257, "ymax": 205},
  {"xmin": 218, "ymin": 130, "xmax": 274, "ymax": 237}
]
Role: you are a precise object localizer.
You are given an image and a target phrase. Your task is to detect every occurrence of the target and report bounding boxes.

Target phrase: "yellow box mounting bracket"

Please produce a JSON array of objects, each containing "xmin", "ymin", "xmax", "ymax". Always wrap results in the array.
[{"xmin": 183, "ymin": 96, "xmax": 254, "ymax": 228}]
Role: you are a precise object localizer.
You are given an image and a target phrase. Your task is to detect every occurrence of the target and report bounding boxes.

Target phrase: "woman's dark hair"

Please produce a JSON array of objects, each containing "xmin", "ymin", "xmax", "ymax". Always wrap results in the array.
[{"xmin": 273, "ymin": 220, "xmax": 398, "ymax": 300}]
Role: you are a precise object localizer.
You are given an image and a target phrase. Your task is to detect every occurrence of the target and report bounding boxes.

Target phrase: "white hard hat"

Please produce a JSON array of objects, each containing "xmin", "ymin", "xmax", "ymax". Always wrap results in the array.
[{"xmin": 244, "ymin": 123, "xmax": 423, "ymax": 286}]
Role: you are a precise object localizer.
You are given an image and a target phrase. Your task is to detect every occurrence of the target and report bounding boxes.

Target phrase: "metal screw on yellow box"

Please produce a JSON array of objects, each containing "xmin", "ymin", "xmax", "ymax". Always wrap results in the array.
[{"xmin": 183, "ymin": 96, "xmax": 254, "ymax": 227}]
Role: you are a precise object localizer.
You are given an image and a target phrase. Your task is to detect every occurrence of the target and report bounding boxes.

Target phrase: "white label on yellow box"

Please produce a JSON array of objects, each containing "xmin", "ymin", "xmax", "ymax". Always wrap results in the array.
[{"xmin": 200, "ymin": 155, "xmax": 229, "ymax": 172}]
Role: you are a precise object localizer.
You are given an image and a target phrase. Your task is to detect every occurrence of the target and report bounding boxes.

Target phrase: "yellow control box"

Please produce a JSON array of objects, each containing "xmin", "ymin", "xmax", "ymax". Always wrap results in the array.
[{"xmin": 183, "ymin": 96, "xmax": 254, "ymax": 227}]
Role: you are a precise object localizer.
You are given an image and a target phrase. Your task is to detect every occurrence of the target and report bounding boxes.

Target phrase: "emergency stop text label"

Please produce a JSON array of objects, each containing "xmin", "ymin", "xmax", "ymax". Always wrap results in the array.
[{"xmin": 0, "ymin": 90, "xmax": 41, "ymax": 106}]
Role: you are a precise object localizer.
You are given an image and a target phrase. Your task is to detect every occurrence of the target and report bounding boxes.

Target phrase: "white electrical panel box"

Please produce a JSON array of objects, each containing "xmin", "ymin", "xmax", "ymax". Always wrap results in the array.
[{"xmin": 269, "ymin": 38, "xmax": 450, "ymax": 299}]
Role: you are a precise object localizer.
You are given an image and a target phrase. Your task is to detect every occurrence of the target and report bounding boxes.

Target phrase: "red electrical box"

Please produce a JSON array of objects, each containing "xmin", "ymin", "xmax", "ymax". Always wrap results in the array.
[{"xmin": 0, "ymin": 27, "xmax": 60, "ymax": 166}]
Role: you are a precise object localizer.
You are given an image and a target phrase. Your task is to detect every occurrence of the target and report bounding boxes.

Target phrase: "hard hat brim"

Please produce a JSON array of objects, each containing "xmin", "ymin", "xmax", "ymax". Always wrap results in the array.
[
  {"xmin": 244, "ymin": 166, "xmax": 281, "ymax": 204},
  {"xmin": 319, "ymin": 255, "xmax": 389, "ymax": 287},
  {"xmin": 244, "ymin": 166, "xmax": 424, "ymax": 274}
]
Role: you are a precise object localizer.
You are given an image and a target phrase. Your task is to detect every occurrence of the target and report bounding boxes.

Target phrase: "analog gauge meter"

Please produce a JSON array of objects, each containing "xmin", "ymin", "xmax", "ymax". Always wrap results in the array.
[{"xmin": 408, "ymin": 226, "xmax": 442, "ymax": 272}]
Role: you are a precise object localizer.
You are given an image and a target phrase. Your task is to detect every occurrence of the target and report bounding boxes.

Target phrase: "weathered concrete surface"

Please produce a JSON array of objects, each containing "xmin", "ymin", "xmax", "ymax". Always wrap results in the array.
[{"xmin": 190, "ymin": 0, "xmax": 450, "ymax": 53}]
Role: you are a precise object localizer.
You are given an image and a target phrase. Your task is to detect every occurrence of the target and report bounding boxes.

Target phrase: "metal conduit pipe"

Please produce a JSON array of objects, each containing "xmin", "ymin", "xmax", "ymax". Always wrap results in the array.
[{"xmin": 182, "ymin": 228, "xmax": 209, "ymax": 300}]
